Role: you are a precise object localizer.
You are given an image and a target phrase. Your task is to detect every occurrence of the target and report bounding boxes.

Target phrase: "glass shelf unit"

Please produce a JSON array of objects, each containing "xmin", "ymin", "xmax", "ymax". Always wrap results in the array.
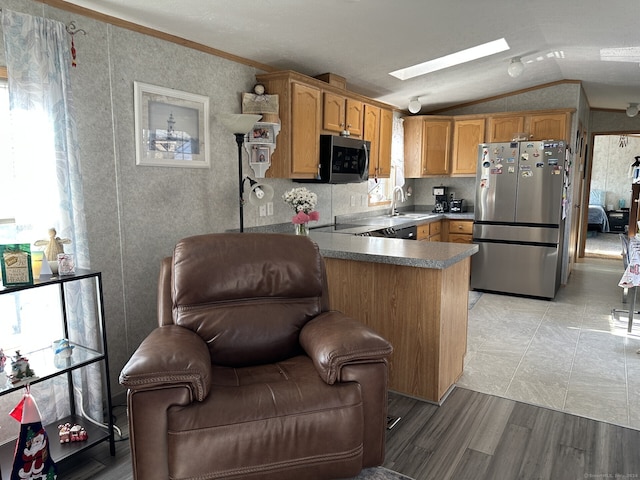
[{"xmin": 0, "ymin": 270, "xmax": 115, "ymax": 479}]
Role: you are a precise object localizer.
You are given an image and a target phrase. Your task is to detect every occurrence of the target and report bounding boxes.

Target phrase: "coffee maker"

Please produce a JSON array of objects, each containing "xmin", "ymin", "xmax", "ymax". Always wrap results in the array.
[{"xmin": 433, "ymin": 186, "xmax": 449, "ymax": 213}]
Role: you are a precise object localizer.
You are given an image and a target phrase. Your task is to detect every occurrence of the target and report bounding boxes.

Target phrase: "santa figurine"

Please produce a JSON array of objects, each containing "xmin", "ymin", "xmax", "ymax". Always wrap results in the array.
[{"xmin": 9, "ymin": 387, "xmax": 57, "ymax": 479}]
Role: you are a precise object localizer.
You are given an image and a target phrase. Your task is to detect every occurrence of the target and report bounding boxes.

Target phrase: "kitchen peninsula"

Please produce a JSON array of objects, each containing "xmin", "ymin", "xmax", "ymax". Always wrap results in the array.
[{"xmin": 311, "ymin": 232, "xmax": 478, "ymax": 404}]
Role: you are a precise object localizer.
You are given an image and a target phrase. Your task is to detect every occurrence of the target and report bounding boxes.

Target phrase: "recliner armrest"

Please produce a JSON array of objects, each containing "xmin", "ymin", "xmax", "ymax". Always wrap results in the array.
[
  {"xmin": 300, "ymin": 311, "xmax": 393, "ymax": 384},
  {"xmin": 119, "ymin": 325, "xmax": 212, "ymax": 401}
]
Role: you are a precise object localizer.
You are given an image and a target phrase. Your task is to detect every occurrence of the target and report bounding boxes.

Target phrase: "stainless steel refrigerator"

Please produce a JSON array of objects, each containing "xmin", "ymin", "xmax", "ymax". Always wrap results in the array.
[{"xmin": 470, "ymin": 140, "xmax": 567, "ymax": 299}]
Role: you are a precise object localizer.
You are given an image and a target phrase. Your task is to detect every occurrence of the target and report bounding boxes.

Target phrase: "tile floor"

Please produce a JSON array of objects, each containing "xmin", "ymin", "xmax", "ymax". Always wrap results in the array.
[{"xmin": 457, "ymin": 256, "xmax": 640, "ymax": 431}]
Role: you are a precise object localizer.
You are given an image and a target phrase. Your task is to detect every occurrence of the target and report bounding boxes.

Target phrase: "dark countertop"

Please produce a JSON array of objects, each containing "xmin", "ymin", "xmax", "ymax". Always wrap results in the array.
[
  {"xmin": 312, "ymin": 212, "xmax": 474, "ymax": 235},
  {"xmin": 310, "ymin": 231, "xmax": 478, "ymax": 270}
]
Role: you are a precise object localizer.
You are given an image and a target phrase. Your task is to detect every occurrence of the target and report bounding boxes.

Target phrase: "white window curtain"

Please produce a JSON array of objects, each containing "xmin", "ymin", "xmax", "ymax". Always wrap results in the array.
[
  {"xmin": 392, "ymin": 115, "xmax": 405, "ymax": 187},
  {"xmin": 1, "ymin": 9, "xmax": 102, "ymax": 435}
]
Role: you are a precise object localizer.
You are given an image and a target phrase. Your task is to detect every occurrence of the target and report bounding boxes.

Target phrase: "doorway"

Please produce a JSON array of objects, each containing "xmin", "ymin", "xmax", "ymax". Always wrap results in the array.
[{"xmin": 583, "ymin": 133, "xmax": 640, "ymax": 259}]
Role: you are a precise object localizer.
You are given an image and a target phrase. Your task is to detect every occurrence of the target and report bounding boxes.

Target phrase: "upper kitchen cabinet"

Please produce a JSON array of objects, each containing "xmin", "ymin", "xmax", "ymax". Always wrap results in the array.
[
  {"xmin": 323, "ymin": 92, "xmax": 363, "ymax": 137},
  {"xmin": 487, "ymin": 115, "xmax": 525, "ymax": 142},
  {"xmin": 404, "ymin": 116, "xmax": 451, "ymax": 177},
  {"xmin": 256, "ymin": 70, "xmax": 394, "ymax": 179},
  {"xmin": 364, "ymin": 104, "xmax": 392, "ymax": 179},
  {"xmin": 451, "ymin": 117, "xmax": 485, "ymax": 176},
  {"xmin": 486, "ymin": 110, "xmax": 572, "ymax": 143},
  {"xmin": 290, "ymin": 83, "xmax": 322, "ymax": 176},
  {"xmin": 526, "ymin": 112, "xmax": 570, "ymax": 141},
  {"xmin": 255, "ymin": 71, "xmax": 321, "ymax": 178},
  {"xmin": 378, "ymin": 108, "xmax": 393, "ymax": 178}
]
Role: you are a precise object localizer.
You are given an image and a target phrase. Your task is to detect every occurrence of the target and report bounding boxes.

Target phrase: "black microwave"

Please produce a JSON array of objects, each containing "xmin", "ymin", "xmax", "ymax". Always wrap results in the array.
[{"xmin": 312, "ymin": 135, "xmax": 370, "ymax": 184}]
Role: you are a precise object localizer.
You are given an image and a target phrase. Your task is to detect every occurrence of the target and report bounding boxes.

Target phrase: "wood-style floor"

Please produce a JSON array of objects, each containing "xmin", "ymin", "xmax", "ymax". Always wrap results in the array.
[
  {"xmin": 56, "ymin": 387, "xmax": 640, "ymax": 480},
  {"xmin": 384, "ymin": 388, "xmax": 640, "ymax": 480}
]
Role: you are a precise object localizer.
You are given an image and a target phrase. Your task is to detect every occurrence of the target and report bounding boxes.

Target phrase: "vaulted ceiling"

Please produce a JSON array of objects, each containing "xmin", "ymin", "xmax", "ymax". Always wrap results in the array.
[{"xmin": 63, "ymin": 0, "xmax": 640, "ymax": 114}]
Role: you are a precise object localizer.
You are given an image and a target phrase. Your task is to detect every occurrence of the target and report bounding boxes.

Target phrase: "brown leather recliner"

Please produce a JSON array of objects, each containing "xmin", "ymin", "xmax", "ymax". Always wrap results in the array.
[{"xmin": 119, "ymin": 233, "xmax": 393, "ymax": 480}]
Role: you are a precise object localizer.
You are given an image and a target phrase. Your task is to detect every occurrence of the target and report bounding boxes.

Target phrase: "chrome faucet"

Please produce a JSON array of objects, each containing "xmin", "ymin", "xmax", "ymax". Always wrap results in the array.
[{"xmin": 390, "ymin": 186, "xmax": 406, "ymax": 216}]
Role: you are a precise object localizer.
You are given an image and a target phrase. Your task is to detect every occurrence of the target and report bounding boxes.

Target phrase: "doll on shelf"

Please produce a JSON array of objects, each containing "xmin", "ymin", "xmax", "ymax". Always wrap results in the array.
[
  {"xmin": 0, "ymin": 348, "xmax": 7, "ymax": 385},
  {"xmin": 34, "ymin": 228, "xmax": 72, "ymax": 261}
]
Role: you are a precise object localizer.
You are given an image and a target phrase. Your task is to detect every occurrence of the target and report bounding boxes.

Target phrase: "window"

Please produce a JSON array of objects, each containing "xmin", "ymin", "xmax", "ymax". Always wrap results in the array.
[
  {"xmin": 0, "ymin": 77, "xmax": 63, "ymax": 358},
  {"xmin": 0, "ymin": 80, "xmax": 14, "ymax": 238}
]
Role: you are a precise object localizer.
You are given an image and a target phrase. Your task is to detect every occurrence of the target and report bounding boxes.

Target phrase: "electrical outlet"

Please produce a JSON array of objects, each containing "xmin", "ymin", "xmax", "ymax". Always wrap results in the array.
[
  {"xmin": 350, "ymin": 195, "xmax": 356, "ymax": 207},
  {"xmin": 267, "ymin": 202, "xmax": 273, "ymax": 216},
  {"xmin": 450, "ymin": 191, "xmax": 455, "ymax": 199},
  {"xmin": 259, "ymin": 205, "xmax": 266, "ymax": 217}
]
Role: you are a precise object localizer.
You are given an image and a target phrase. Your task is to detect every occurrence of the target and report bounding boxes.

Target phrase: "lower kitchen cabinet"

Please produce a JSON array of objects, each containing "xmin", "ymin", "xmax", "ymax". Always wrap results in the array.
[
  {"xmin": 0, "ymin": 270, "xmax": 115, "ymax": 477},
  {"xmin": 446, "ymin": 219, "xmax": 473, "ymax": 243},
  {"xmin": 324, "ymin": 256, "xmax": 470, "ymax": 404},
  {"xmin": 417, "ymin": 221, "xmax": 442, "ymax": 241}
]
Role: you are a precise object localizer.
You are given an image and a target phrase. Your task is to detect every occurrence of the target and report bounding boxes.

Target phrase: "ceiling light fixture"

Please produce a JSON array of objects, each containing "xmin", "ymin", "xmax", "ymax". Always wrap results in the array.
[
  {"xmin": 626, "ymin": 103, "xmax": 639, "ymax": 118},
  {"xmin": 408, "ymin": 98, "xmax": 421, "ymax": 114},
  {"xmin": 389, "ymin": 38, "xmax": 510, "ymax": 81},
  {"xmin": 507, "ymin": 57, "xmax": 525, "ymax": 78}
]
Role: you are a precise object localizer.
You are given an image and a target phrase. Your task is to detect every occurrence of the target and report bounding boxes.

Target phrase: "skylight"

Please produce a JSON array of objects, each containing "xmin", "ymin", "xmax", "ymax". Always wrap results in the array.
[
  {"xmin": 389, "ymin": 38, "xmax": 510, "ymax": 81},
  {"xmin": 600, "ymin": 46, "xmax": 640, "ymax": 63}
]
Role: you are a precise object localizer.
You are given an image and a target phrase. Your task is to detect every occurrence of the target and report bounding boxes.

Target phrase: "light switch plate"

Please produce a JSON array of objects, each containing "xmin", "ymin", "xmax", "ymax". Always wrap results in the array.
[{"xmin": 267, "ymin": 202, "xmax": 273, "ymax": 216}]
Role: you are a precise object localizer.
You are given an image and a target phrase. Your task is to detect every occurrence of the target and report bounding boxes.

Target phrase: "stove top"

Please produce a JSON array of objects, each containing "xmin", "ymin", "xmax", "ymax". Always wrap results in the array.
[{"xmin": 312, "ymin": 224, "xmax": 375, "ymax": 235}]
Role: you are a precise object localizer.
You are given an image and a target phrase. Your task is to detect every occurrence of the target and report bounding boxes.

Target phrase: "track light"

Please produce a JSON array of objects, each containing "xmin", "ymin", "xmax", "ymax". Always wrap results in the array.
[
  {"xmin": 626, "ymin": 103, "xmax": 639, "ymax": 118},
  {"xmin": 408, "ymin": 98, "xmax": 421, "ymax": 114},
  {"xmin": 507, "ymin": 57, "xmax": 525, "ymax": 78}
]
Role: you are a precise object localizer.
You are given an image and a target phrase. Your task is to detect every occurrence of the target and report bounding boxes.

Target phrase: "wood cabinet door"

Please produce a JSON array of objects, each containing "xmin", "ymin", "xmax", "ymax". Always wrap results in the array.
[
  {"xmin": 364, "ymin": 104, "xmax": 381, "ymax": 177},
  {"xmin": 527, "ymin": 113, "xmax": 567, "ymax": 141},
  {"xmin": 448, "ymin": 220, "xmax": 473, "ymax": 235},
  {"xmin": 403, "ymin": 116, "xmax": 424, "ymax": 178},
  {"xmin": 322, "ymin": 91, "xmax": 345, "ymax": 133},
  {"xmin": 417, "ymin": 223, "xmax": 430, "ymax": 240},
  {"xmin": 377, "ymin": 108, "xmax": 393, "ymax": 178},
  {"xmin": 291, "ymin": 82, "xmax": 321, "ymax": 176},
  {"xmin": 345, "ymin": 98, "xmax": 363, "ymax": 137},
  {"xmin": 423, "ymin": 120, "xmax": 451, "ymax": 175},
  {"xmin": 448, "ymin": 233, "xmax": 473, "ymax": 244},
  {"xmin": 452, "ymin": 118, "xmax": 485, "ymax": 175},
  {"xmin": 487, "ymin": 116, "xmax": 524, "ymax": 142}
]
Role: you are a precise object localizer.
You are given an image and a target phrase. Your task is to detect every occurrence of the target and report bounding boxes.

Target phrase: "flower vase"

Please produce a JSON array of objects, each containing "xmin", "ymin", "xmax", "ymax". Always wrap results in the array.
[{"xmin": 295, "ymin": 223, "xmax": 309, "ymax": 236}]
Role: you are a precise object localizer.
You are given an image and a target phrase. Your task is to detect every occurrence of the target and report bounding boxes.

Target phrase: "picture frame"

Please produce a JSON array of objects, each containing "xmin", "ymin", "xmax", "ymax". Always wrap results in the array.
[
  {"xmin": 252, "ymin": 145, "xmax": 270, "ymax": 164},
  {"xmin": 0, "ymin": 244, "xmax": 33, "ymax": 287},
  {"xmin": 248, "ymin": 124, "xmax": 275, "ymax": 144},
  {"xmin": 134, "ymin": 81, "xmax": 210, "ymax": 168}
]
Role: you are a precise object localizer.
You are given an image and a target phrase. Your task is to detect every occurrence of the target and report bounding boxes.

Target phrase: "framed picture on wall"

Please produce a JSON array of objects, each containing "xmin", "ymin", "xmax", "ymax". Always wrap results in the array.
[
  {"xmin": 248, "ymin": 124, "xmax": 275, "ymax": 143},
  {"xmin": 134, "ymin": 81, "xmax": 210, "ymax": 168}
]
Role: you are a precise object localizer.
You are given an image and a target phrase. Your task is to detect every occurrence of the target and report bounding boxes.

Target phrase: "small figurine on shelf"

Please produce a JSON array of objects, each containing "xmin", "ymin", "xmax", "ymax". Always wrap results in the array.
[
  {"xmin": 0, "ymin": 348, "xmax": 8, "ymax": 386},
  {"xmin": 57, "ymin": 422, "xmax": 87, "ymax": 443},
  {"xmin": 57, "ymin": 423, "xmax": 71, "ymax": 443},
  {"xmin": 34, "ymin": 227, "xmax": 72, "ymax": 275},
  {"xmin": 52, "ymin": 339, "xmax": 74, "ymax": 368},
  {"xmin": 9, "ymin": 351, "xmax": 37, "ymax": 385},
  {"xmin": 33, "ymin": 228, "xmax": 72, "ymax": 262},
  {"xmin": 69, "ymin": 424, "xmax": 88, "ymax": 442}
]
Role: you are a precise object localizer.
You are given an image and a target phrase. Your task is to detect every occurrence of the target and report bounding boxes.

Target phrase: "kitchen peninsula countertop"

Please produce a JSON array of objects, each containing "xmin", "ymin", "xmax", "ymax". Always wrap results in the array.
[{"xmin": 310, "ymin": 231, "xmax": 477, "ymax": 270}]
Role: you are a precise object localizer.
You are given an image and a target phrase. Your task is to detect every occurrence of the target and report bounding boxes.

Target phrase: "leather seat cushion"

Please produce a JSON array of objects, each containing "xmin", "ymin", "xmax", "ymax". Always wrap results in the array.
[{"xmin": 166, "ymin": 356, "xmax": 364, "ymax": 479}]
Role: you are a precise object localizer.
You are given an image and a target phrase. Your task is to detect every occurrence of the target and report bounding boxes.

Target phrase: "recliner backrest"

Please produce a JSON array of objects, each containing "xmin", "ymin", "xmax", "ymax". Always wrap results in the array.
[{"xmin": 168, "ymin": 233, "xmax": 329, "ymax": 367}]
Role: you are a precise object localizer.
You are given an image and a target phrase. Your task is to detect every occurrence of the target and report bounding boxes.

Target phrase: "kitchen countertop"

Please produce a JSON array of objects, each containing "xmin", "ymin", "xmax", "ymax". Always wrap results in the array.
[
  {"xmin": 312, "ymin": 212, "xmax": 474, "ymax": 235},
  {"xmin": 310, "ymin": 231, "xmax": 478, "ymax": 270}
]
